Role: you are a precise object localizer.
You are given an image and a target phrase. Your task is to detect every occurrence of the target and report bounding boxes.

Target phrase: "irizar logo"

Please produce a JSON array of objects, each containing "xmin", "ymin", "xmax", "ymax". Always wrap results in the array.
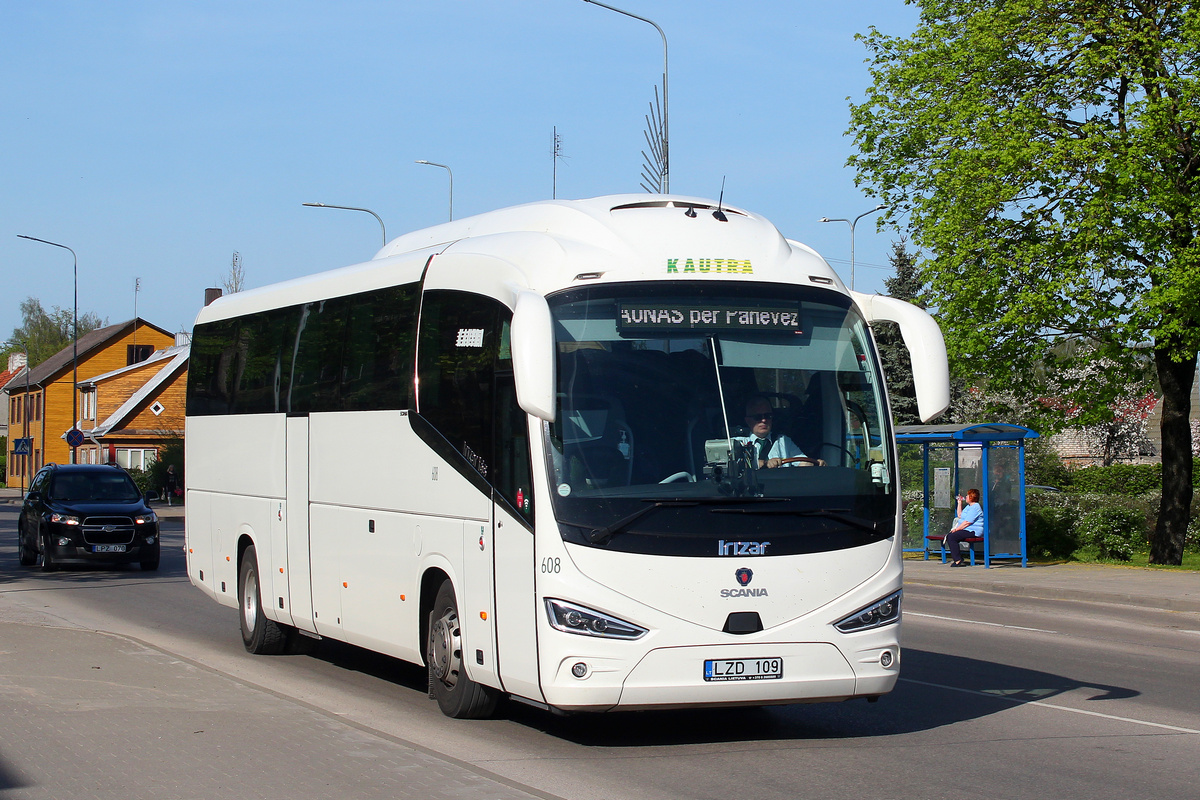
[{"xmin": 718, "ymin": 539, "xmax": 770, "ymax": 556}]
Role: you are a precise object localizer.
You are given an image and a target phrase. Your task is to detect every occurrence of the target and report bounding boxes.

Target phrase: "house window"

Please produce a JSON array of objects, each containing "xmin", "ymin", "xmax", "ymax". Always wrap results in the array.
[
  {"xmin": 150, "ymin": 401, "xmax": 165, "ymax": 416},
  {"xmin": 82, "ymin": 389, "xmax": 98, "ymax": 421},
  {"xmin": 116, "ymin": 448, "xmax": 158, "ymax": 471},
  {"xmin": 128, "ymin": 344, "xmax": 154, "ymax": 365}
]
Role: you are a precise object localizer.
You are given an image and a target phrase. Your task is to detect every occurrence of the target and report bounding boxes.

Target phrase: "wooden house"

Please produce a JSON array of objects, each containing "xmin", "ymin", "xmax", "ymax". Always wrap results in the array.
[{"xmin": 3, "ymin": 319, "xmax": 175, "ymax": 479}]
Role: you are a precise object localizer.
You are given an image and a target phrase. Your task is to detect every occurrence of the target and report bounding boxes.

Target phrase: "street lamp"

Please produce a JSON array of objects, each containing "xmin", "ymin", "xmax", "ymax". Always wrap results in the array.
[
  {"xmin": 17, "ymin": 234, "xmax": 80, "ymax": 463},
  {"xmin": 415, "ymin": 160, "xmax": 453, "ymax": 221},
  {"xmin": 581, "ymin": 0, "xmax": 669, "ymax": 193},
  {"xmin": 818, "ymin": 204, "xmax": 888, "ymax": 291},
  {"xmin": 302, "ymin": 203, "xmax": 387, "ymax": 247}
]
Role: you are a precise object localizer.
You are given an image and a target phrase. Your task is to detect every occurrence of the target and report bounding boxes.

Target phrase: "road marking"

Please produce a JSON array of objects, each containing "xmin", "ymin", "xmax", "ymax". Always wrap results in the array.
[
  {"xmin": 906, "ymin": 611, "xmax": 1058, "ymax": 634},
  {"xmin": 901, "ymin": 678, "xmax": 1200, "ymax": 734}
]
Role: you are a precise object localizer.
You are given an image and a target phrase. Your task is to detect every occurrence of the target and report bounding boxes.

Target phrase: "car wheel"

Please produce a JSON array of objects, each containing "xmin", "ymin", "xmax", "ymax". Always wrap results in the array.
[
  {"xmin": 238, "ymin": 544, "xmax": 287, "ymax": 654},
  {"xmin": 427, "ymin": 579, "xmax": 500, "ymax": 719},
  {"xmin": 39, "ymin": 532, "xmax": 58, "ymax": 572},
  {"xmin": 140, "ymin": 542, "xmax": 161, "ymax": 571},
  {"xmin": 18, "ymin": 525, "xmax": 36, "ymax": 567}
]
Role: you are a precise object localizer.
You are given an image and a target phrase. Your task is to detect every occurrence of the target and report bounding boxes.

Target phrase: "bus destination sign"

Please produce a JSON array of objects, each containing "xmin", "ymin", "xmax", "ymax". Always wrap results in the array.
[{"xmin": 617, "ymin": 303, "xmax": 803, "ymax": 333}]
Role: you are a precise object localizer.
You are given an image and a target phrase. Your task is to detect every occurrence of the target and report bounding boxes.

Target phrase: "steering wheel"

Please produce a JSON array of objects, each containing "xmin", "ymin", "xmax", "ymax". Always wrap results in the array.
[
  {"xmin": 778, "ymin": 456, "xmax": 824, "ymax": 467},
  {"xmin": 659, "ymin": 471, "xmax": 695, "ymax": 483}
]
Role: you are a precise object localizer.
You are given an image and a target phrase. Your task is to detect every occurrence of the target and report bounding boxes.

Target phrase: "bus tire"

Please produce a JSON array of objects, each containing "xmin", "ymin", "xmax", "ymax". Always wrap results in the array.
[
  {"xmin": 427, "ymin": 580, "xmax": 500, "ymax": 719},
  {"xmin": 239, "ymin": 545, "xmax": 287, "ymax": 655}
]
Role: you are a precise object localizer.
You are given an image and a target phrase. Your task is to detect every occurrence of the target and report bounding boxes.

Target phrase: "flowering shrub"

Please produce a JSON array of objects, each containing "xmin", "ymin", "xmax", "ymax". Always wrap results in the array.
[{"xmin": 1075, "ymin": 504, "xmax": 1149, "ymax": 561}]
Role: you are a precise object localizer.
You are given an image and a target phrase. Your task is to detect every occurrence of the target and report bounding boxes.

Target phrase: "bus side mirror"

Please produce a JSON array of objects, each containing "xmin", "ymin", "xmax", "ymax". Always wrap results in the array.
[
  {"xmin": 511, "ymin": 290, "xmax": 556, "ymax": 422},
  {"xmin": 852, "ymin": 292, "xmax": 950, "ymax": 422}
]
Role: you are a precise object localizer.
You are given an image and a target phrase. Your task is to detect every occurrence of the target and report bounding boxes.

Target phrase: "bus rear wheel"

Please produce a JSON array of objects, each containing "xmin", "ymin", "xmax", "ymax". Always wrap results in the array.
[
  {"xmin": 239, "ymin": 544, "xmax": 287, "ymax": 655},
  {"xmin": 427, "ymin": 580, "xmax": 500, "ymax": 719}
]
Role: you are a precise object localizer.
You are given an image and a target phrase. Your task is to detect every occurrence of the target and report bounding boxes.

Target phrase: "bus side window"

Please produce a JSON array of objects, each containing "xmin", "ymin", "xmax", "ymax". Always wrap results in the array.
[{"xmin": 417, "ymin": 290, "xmax": 501, "ymax": 482}]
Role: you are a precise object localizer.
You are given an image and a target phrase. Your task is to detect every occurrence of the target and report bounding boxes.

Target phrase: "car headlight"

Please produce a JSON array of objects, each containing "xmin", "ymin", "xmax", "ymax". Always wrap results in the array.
[
  {"xmin": 834, "ymin": 590, "xmax": 901, "ymax": 633},
  {"xmin": 545, "ymin": 599, "xmax": 647, "ymax": 639},
  {"xmin": 134, "ymin": 512, "xmax": 157, "ymax": 525},
  {"xmin": 50, "ymin": 513, "xmax": 81, "ymax": 526}
]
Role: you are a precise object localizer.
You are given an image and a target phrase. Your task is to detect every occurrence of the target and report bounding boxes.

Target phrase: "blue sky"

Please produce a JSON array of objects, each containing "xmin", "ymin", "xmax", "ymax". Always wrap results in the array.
[{"xmin": 1, "ymin": 1, "xmax": 920, "ymax": 341}]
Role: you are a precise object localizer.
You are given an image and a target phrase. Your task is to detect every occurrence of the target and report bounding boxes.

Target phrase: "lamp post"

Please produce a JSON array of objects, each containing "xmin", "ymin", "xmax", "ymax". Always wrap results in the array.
[
  {"xmin": 818, "ymin": 204, "xmax": 887, "ymax": 291},
  {"xmin": 415, "ymin": 160, "xmax": 453, "ymax": 221},
  {"xmin": 302, "ymin": 203, "xmax": 387, "ymax": 247},
  {"xmin": 17, "ymin": 234, "xmax": 79, "ymax": 463},
  {"xmin": 581, "ymin": 0, "xmax": 669, "ymax": 193}
]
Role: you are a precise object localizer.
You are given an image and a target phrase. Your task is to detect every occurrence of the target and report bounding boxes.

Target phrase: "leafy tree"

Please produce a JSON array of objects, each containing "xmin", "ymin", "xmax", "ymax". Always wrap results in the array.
[
  {"xmin": 848, "ymin": 0, "xmax": 1200, "ymax": 565},
  {"xmin": 874, "ymin": 240, "xmax": 924, "ymax": 425},
  {"xmin": 3, "ymin": 297, "xmax": 106, "ymax": 367}
]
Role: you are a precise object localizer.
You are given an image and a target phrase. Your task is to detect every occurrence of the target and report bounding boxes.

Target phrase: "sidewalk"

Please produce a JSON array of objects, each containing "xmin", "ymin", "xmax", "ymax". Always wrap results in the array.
[{"xmin": 903, "ymin": 555, "xmax": 1200, "ymax": 614}]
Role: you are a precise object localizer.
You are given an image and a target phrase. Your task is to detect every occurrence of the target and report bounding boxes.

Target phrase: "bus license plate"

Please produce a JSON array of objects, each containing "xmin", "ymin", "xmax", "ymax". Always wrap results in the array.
[
  {"xmin": 704, "ymin": 657, "xmax": 783, "ymax": 682},
  {"xmin": 94, "ymin": 544, "xmax": 126, "ymax": 553}
]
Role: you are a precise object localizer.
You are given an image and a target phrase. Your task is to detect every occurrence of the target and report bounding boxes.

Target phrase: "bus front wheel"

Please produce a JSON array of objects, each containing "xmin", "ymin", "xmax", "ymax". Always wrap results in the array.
[
  {"xmin": 427, "ymin": 580, "xmax": 500, "ymax": 719},
  {"xmin": 239, "ymin": 544, "xmax": 287, "ymax": 655}
]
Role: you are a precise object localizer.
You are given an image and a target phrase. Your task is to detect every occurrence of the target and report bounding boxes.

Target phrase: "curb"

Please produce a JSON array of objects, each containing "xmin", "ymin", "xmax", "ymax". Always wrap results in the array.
[{"xmin": 904, "ymin": 574, "xmax": 1200, "ymax": 615}]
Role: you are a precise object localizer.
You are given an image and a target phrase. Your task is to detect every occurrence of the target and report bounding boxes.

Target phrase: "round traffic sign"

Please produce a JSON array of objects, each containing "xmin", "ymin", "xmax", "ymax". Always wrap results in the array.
[{"xmin": 66, "ymin": 428, "xmax": 86, "ymax": 448}]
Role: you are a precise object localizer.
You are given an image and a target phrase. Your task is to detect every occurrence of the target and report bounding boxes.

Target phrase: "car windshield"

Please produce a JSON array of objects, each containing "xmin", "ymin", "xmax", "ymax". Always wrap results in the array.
[
  {"xmin": 50, "ymin": 472, "xmax": 141, "ymax": 503},
  {"xmin": 544, "ymin": 282, "xmax": 896, "ymax": 556}
]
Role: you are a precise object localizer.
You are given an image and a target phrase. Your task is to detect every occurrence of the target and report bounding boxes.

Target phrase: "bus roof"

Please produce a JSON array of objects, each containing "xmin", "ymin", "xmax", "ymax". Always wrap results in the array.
[{"xmin": 195, "ymin": 194, "xmax": 847, "ymax": 325}]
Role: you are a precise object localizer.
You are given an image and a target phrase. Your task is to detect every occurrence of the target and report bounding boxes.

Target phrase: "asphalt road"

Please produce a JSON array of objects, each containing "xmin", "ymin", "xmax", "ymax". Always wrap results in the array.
[{"xmin": 1, "ymin": 503, "xmax": 1198, "ymax": 800}]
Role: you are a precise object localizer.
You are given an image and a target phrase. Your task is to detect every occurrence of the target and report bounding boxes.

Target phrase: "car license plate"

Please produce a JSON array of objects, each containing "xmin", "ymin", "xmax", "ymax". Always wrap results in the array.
[
  {"xmin": 704, "ymin": 657, "xmax": 783, "ymax": 682},
  {"xmin": 93, "ymin": 544, "xmax": 126, "ymax": 553}
]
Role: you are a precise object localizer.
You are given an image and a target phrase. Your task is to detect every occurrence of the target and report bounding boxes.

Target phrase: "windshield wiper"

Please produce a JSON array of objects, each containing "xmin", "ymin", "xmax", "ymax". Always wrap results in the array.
[
  {"xmin": 710, "ymin": 507, "xmax": 882, "ymax": 535},
  {"xmin": 580, "ymin": 497, "xmax": 783, "ymax": 544}
]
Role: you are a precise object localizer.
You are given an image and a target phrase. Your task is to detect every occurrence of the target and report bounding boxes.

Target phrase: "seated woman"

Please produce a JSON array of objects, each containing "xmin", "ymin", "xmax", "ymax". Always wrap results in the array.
[{"xmin": 945, "ymin": 488, "xmax": 984, "ymax": 566}]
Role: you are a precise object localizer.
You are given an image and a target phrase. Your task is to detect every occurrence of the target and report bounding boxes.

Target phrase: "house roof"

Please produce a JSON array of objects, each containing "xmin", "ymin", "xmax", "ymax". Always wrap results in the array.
[
  {"xmin": 2, "ymin": 318, "xmax": 173, "ymax": 392},
  {"xmin": 87, "ymin": 345, "xmax": 189, "ymax": 438},
  {"xmin": 78, "ymin": 344, "xmax": 184, "ymax": 387},
  {"xmin": 0, "ymin": 365, "xmax": 25, "ymax": 394}
]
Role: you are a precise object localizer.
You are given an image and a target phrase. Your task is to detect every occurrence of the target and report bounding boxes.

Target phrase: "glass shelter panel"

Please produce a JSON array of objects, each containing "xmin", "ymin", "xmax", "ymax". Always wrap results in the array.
[{"xmin": 987, "ymin": 445, "xmax": 1022, "ymax": 556}]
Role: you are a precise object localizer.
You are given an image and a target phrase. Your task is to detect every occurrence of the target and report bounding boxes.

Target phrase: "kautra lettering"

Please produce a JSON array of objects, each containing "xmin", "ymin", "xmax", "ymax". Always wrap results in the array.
[{"xmin": 666, "ymin": 258, "xmax": 753, "ymax": 274}]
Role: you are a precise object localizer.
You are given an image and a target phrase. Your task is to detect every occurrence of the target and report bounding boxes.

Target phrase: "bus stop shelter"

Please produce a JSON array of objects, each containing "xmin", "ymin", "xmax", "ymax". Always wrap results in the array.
[{"xmin": 895, "ymin": 422, "xmax": 1039, "ymax": 568}]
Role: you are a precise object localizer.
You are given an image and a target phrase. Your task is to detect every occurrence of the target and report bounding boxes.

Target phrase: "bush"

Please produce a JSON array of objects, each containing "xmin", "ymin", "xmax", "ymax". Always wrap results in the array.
[
  {"xmin": 1070, "ymin": 458, "xmax": 1200, "ymax": 495},
  {"xmin": 1075, "ymin": 503, "xmax": 1148, "ymax": 561},
  {"xmin": 1025, "ymin": 492, "xmax": 1079, "ymax": 558},
  {"xmin": 146, "ymin": 439, "xmax": 184, "ymax": 498}
]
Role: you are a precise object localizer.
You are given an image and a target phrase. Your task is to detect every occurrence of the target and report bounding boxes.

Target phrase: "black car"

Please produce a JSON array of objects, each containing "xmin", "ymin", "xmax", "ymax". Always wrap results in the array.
[{"xmin": 17, "ymin": 464, "xmax": 160, "ymax": 571}]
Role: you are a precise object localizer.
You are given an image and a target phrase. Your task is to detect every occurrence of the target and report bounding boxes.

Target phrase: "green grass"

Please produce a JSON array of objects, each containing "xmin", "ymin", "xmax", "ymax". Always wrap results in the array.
[{"xmin": 1064, "ymin": 548, "xmax": 1200, "ymax": 571}]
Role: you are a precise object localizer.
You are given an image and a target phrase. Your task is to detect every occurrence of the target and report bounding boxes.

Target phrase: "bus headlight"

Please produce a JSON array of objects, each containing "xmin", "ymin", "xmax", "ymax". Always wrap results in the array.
[
  {"xmin": 834, "ymin": 590, "xmax": 901, "ymax": 633},
  {"xmin": 545, "ymin": 599, "xmax": 647, "ymax": 640}
]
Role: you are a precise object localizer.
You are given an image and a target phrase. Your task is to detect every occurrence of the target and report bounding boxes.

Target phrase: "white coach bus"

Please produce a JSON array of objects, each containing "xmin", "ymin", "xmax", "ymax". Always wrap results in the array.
[{"xmin": 185, "ymin": 194, "xmax": 949, "ymax": 718}]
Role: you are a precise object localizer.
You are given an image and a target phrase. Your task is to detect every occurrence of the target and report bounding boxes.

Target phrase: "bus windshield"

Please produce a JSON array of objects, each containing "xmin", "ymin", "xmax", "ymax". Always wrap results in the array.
[{"xmin": 545, "ymin": 282, "xmax": 896, "ymax": 557}]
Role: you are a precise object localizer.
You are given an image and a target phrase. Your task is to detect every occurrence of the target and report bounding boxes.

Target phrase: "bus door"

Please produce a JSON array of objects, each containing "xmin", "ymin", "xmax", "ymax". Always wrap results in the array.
[
  {"xmin": 490, "ymin": 348, "xmax": 541, "ymax": 701},
  {"xmin": 416, "ymin": 282, "xmax": 539, "ymax": 698},
  {"xmin": 285, "ymin": 415, "xmax": 317, "ymax": 634}
]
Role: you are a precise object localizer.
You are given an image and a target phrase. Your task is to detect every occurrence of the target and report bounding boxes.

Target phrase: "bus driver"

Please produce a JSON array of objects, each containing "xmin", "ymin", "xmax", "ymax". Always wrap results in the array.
[{"xmin": 736, "ymin": 396, "xmax": 824, "ymax": 468}]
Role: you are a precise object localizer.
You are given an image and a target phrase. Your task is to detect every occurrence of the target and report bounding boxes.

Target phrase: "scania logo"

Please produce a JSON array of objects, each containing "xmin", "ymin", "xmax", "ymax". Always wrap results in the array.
[
  {"xmin": 717, "ymin": 539, "xmax": 770, "ymax": 556},
  {"xmin": 721, "ymin": 566, "xmax": 769, "ymax": 597}
]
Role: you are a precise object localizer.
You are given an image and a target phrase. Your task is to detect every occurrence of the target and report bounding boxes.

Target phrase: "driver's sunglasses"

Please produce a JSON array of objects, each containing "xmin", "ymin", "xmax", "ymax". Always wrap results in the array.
[{"xmin": 747, "ymin": 413, "xmax": 773, "ymax": 421}]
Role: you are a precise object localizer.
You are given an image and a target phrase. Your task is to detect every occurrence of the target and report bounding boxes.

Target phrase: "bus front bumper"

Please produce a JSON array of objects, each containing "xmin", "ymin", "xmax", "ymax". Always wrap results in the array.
[{"xmin": 540, "ymin": 640, "xmax": 900, "ymax": 712}]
